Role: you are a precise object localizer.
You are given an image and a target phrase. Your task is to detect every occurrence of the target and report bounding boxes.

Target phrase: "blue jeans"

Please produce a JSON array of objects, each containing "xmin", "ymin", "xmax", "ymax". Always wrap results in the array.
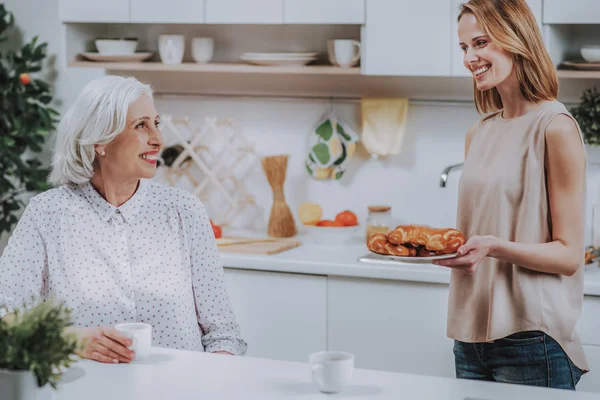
[{"xmin": 454, "ymin": 331, "xmax": 582, "ymax": 390}]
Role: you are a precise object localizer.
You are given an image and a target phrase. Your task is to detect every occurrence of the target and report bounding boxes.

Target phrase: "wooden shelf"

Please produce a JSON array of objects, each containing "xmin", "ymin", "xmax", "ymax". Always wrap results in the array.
[
  {"xmin": 69, "ymin": 61, "xmax": 361, "ymax": 76},
  {"xmin": 557, "ymin": 69, "xmax": 600, "ymax": 79}
]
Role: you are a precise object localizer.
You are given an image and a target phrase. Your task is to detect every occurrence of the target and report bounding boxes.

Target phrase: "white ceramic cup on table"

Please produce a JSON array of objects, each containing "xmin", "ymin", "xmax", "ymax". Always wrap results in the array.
[
  {"xmin": 328, "ymin": 39, "xmax": 361, "ymax": 68},
  {"xmin": 191, "ymin": 37, "xmax": 214, "ymax": 63},
  {"xmin": 309, "ymin": 351, "xmax": 354, "ymax": 393},
  {"xmin": 115, "ymin": 322, "xmax": 152, "ymax": 361},
  {"xmin": 158, "ymin": 34, "xmax": 185, "ymax": 65}
]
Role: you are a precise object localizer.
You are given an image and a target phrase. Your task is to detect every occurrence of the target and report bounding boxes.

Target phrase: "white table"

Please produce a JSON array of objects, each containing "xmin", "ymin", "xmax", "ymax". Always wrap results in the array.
[{"xmin": 52, "ymin": 347, "xmax": 598, "ymax": 399}]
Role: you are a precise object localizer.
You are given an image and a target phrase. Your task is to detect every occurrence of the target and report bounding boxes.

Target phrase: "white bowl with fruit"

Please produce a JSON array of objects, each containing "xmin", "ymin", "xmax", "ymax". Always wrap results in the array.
[{"xmin": 299, "ymin": 202, "xmax": 360, "ymax": 245}]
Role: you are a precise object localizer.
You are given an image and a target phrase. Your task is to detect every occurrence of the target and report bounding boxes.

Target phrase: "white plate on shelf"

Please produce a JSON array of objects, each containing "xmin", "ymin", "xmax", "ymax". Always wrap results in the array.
[
  {"xmin": 240, "ymin": 55, "xmax": 317, "ymax": 67},
  {"xmin": 80, "ymin": 52, "xmax": 153, "ymax": 62},
  {"xmin": 561, "ymin": 60, "xmax": 600, "ymax": 70},
  {"xmin": 242, "ymin": 52, "xmax": 319, "ymax": 59},
  {"xmin": 359, "ymin": 252, "xmax": 459, "ymax": 264}
]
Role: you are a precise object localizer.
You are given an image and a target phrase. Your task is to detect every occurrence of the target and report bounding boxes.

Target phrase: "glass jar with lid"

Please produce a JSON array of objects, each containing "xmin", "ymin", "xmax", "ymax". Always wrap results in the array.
[{"xmin": 366, "ymin": 205, "xmax": 392, "ymax": 240}]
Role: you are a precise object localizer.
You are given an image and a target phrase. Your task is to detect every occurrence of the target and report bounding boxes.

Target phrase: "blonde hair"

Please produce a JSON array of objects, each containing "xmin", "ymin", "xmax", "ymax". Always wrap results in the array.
[
  {"xmin": 49, "ymin": 75, "xmax": 153, "ymax": 186},
  {"xmin": 458, "ymin": 0, "xmax": 558, "ymax": 114}
]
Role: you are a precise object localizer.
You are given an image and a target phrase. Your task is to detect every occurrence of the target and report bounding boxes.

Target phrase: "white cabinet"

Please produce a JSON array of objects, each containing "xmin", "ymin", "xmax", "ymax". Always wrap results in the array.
[
  {"xmin": 579, "ymin": 345, "xmax": 600, "ymax": 393},
  {"xmin": 450, "ymin": 0, "xmax": 470, "ymax": 77},
  {"xmin": 364, "ymin": 0, "xmax": 452, "ymax": 76},
  {"xmin": 223, "ymin": 268, "xmax": 326, "ymax": 362},
  {"xmin": 327, "ymin": 276, "xmax": 455, "ymax": 378},
  {"xmin": 131, "ymin": 0, "xmax": 204, "ymax": 23},
  {"xmin": 450, "ymin": 0, "xmax": 543, "ymax": 77},
  {"xmin": 59, "ymin": 0, "xmax": 129, "ymax": 22},
  {"xmin": 578, "ymin": 295, "xmax": 600, "ymax": 346},
  {"xmin": 284, "ymin": 0, "xmax": 365, "ymax": 24},
  {"xmin": 543, "ymin": 0, "xmax": 600, "ymax": 24},
  {"xmin": 205, "ymin": 0, "xmax": 283, "ymax": 23}
]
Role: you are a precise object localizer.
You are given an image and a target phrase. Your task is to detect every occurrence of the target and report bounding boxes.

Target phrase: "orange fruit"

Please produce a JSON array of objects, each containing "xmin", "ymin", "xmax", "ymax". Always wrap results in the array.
[
  {"xmin": 335, "ymin": 210, "xmax": 358, "ymax": 226},
  {"xmin": 317, "ymin": 219, "xmax": 344, "ymax": 227}
]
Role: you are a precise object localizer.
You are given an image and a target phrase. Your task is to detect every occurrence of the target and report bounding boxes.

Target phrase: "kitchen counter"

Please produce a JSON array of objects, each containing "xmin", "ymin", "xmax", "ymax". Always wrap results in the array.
[
  {"xmin": 219, "ymin": 234, "xmax": 600, "ymax": 296},
  {"xmin": 54, "ymin": 346, "xmax": 599, "ymax": 400}
]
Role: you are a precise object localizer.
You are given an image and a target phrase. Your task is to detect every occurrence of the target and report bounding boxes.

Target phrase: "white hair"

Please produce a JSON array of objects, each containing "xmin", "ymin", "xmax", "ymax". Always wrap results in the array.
[{"xmin": 49, "ymin": 75, "xmax": 153, "ymax": 186}]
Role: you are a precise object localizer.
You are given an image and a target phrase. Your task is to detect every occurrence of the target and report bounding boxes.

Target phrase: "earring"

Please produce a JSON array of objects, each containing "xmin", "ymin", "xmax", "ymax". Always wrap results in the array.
[{"xmin": 100, "ymin": 151, "xmax": 106, "ymax": 156}]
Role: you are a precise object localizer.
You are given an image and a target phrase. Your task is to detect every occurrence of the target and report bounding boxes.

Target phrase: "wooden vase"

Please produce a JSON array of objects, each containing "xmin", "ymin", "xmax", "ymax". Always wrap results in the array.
[{"xmin": 262, "ymin": 155, "xmax": 297, "ymax": 238}]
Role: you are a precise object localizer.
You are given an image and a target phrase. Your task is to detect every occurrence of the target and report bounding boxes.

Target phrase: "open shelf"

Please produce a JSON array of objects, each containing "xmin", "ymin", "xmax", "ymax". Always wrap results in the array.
[
  {"xmin": 557, "ymin": 69, "xmax": 600, "ymax": 79},
  {"xmin": 69, "ymin": 61, "xmax": 361, "ymax": 76}
]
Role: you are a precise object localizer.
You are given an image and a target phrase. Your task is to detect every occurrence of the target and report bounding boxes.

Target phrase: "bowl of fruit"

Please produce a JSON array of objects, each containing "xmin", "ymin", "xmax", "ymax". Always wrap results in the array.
[{"xmin": 298, "ymin": 202, "xmax": 359, "ymax": 245}]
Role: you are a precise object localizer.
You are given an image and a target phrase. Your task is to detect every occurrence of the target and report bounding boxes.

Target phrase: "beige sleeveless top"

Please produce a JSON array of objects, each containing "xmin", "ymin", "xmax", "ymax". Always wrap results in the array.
[{"xmin": 447, "ymin": 100, "xmax": 589, "ymax": 372}]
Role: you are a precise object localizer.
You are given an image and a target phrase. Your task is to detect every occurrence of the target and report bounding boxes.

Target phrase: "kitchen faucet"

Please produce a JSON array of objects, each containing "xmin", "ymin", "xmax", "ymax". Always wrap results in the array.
[{"xmin": 440, "ymin": 163, "xmax": 464, "ymax": 188}]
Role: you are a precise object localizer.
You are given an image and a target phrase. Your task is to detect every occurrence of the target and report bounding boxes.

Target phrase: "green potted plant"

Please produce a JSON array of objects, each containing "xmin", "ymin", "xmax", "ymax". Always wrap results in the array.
[
  {"xmin": 0, "ymin": 299, "xmax": 79, "ymax": 400},
  {"xmin": 0, "ymin": 4, "xmax": 58, "ymax": 238},
  {"xmin": 570, "ymin": 86, "xmax": 600, "ymax": 147}
]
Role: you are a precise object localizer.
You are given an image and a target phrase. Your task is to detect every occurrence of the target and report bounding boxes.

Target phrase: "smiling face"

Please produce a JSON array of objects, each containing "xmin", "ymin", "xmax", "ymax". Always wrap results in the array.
[
  {"xmin": 458, "ymin": 13, "xmax": 515, "ymax": 92},
  {"xmin": 96, "ymin": 94, "xmax": 163, "ymax": 181}
]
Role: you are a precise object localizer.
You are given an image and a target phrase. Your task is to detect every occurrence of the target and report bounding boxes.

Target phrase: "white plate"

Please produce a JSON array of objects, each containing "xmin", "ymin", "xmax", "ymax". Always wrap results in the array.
[
  {"xmin": 364, "ymin": 251, "xmax": 459, "ymax": 264},
  {"xmin": 242, "ymin": 52, "xmax": 319, "ymax": 58},
  {"xmin": 240, "ymin": 56, "xmax": 317, "ymax": 67},
  {"xmin": 80, "ymin": 52, "xmax": 153, "ymax": 62}
]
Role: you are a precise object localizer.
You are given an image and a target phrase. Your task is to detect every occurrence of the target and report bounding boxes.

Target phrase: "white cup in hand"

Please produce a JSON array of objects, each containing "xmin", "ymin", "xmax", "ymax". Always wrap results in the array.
[
  {"xmin": 309, "ymin": 351, "xmax": 354, "ymax": 393},
  {"xmin": 115, "ymin": 322, "xmax": 152, "ymax": 361}
]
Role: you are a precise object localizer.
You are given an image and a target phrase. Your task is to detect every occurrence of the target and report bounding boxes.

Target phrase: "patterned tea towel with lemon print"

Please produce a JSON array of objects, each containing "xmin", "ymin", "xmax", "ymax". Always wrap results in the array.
[{"xmin": 305, "ymin": 113, "xmax": 359, "ymax": 180}]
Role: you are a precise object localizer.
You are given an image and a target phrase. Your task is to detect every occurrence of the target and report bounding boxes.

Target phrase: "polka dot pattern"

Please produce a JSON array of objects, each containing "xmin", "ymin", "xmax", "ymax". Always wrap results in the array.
[{"xmin": 0, "ymin": 179, "xmax": 247, "ymax": 355}]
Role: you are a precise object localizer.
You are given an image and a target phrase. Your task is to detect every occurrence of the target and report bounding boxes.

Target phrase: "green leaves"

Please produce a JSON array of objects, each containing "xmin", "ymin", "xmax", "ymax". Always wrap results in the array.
[
  {"xmin": 311, "ymin": 143, "xmax": 330, "ymax": 164},
  {"xmin": 0, "ymin": 4, "xmax": 55, "ymax": 236},
  {"xmin": 571, "ymin": 86, "xmax": 600, "ymax": 146},
  {"xmin": 0, "ymin": 299, "xmax": 79, "ymax": 389},
  {"xmin": 315, "ymin": 120, "xmax": 333, "ymax": 141}
]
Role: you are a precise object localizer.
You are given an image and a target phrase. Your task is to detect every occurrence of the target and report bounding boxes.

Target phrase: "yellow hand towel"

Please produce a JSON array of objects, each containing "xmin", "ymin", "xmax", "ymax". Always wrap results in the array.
[{"xmin": 361, "ymin": 98, "xmax": 409, "ymax": 157}]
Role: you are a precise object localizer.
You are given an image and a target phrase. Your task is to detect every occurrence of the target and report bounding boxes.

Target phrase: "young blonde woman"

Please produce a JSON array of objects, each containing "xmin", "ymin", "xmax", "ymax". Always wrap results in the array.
[{"xmin": 434, "ymin": 0, "xmax": 588, "ymax": 390}]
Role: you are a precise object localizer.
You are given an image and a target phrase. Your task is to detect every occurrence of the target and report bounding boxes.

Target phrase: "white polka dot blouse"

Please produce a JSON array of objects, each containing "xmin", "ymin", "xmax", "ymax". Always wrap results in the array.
[{"xmin": 0, "ymin": 179, "xmax": 247, "ymax": 356}]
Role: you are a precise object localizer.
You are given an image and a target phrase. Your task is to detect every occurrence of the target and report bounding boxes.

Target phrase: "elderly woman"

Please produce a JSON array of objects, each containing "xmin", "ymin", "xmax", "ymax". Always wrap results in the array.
[{"xmin": 0, "ymin": 75, "xmax": 247, "ymax": 363}]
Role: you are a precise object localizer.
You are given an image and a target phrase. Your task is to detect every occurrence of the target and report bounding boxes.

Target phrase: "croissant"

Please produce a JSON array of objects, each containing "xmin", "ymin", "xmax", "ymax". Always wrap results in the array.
[
  {"xmin": 388, "ymin": 225, "xmax": 465, "ymax": 254},
  {"xmin": 367, "ymin": 233, "xmax": 410, "ymax": 256}
]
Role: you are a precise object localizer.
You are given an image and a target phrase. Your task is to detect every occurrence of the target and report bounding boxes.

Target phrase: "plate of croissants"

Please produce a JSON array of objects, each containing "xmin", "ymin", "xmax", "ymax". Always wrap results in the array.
[{"xmin": 366, "ymin": 224, "xmax": 467, "ymax": 263}]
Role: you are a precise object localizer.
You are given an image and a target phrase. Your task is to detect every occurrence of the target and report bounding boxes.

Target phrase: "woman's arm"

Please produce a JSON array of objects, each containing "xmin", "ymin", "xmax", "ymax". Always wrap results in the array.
[
  {"xmin": 189, "ymin": 199, "xmax": 248, "ymax": 356},
  {"xmin": 435, "ymin": 115, "xmax": 586, "ymax": 276},
  {"xmin": 0, "ymin": 199, "xmax": 49, "ymax": 318}
]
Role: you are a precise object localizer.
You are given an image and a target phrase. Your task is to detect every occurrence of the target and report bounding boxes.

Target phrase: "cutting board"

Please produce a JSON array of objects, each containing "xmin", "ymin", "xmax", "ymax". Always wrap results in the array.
[{"xmin": 216, "ymin": 236, "xmax": 301, "ymax": 255}]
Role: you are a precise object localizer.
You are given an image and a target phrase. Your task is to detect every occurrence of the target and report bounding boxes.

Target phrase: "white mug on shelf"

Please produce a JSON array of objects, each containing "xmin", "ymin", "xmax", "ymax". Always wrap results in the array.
[
  {"xmin": 309, "ymin": 351, "xmax": 354, "ymax": 393},
  {"xmin": 158, "ymin": 34, "xmax": 185, "ymax": 65},
  {"xmin": 328, "ymin": 39, "xmax": 361, "ymax": 68},
  {"xmin": 115, "ymin": 322, "xmax": 152, "ymax": 360},
  {"xmin": 191, "ymin": 37, "xmax": 214, "ymax": 64}
]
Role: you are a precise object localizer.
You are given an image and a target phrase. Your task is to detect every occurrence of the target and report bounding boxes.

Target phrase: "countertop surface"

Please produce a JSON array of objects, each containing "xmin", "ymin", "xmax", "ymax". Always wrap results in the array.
[
  {"xmin": 53, "ymin": 346, "xmax": 599, "ymax": 400},
  {"xmin": 219, "ymin": 232, "xmax": 600, "ymax": 296}
]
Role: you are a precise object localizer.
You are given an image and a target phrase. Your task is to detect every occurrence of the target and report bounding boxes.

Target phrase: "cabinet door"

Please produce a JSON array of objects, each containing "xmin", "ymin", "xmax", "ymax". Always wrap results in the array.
[
  {"xmin": 450, "ymin": 0, "xmax": 470, "ymax": 77},
  {"xmin": 131, "ymin": 0, "xmax": 204, "ymax": 23},
  {"xmin": 284, "ymin": 0, "xmax": 364, "ymax": 24},
  {"xmin": 327, "ymin": 277, "xmax": 455, "ymax": 378},
  {"xmin": 205, "ymin": 0, "xmax": 283, "ymax": 23},
  {"xmin": 450, "ymin": 0, "xmax": 543, "ymax": 77},
  {"xmin": 543, "ymin": 0, "xmax": 600, "ymax": 24},
  {"xmin": 224, "ymin": 268, "xmax": 326, "ymax": 362},
  {"xmin": 364, "ymin": 0, "xmax": 452, "ymax": 76},
  {"xmin": 59, "ymin": 0, "xmax": 129, "ymax": 22},
  {"xmin": 579, "ymin": 345, "xmax": 600, "ymax": 393}
]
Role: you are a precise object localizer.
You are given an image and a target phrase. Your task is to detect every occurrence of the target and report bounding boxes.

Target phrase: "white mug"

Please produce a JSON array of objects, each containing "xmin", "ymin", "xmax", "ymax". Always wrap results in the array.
[
  {"xmin": 309, "ymin": 351, "xmax": 354, "ymax": 393},
  {"xmin": 328, "ymin": 39, "xmax": 361, "ymax": 68},
  {"xmin": 191, "ymin": 37, "xmax": 214, "ymax": 64},
  {"xmin": 115, "ymin": 322, "xmax": 152, "ymax": 360},
  {"xmin": 158, "ymin": 34, "xmax": 185, "ymax": 65}
]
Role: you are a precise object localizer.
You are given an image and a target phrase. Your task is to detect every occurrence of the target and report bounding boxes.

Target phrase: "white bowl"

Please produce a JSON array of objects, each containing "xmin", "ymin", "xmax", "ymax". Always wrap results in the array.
[
  {"xmin": 95, "ymin": 38, "xmax": 138, "ymax": 55},
  {"xmin": 305, "ymin": 224, "xmax": 360, "ymax": 245},
  {"xmin": 581, "ymin": 46, "xmax": 600, "ymax": 63}
]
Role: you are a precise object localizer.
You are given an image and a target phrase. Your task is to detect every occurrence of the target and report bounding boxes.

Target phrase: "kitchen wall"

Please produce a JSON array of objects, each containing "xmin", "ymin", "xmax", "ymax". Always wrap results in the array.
[{"xmin": 2, "ymin": 0, "xmax": 599, "ymax": 251}]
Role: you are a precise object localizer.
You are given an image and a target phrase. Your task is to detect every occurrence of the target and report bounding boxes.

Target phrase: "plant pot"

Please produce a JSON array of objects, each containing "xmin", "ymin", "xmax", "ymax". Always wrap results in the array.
[{"xmin": 0, "ymin": 369, "xmax": 52, "ymax": 400}]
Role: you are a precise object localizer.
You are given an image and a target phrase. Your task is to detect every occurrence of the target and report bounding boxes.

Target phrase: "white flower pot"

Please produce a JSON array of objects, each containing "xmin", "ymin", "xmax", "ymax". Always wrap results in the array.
[{"xmin": 0, "ymin": 369, "xmax": 52, "ymax": 400}]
